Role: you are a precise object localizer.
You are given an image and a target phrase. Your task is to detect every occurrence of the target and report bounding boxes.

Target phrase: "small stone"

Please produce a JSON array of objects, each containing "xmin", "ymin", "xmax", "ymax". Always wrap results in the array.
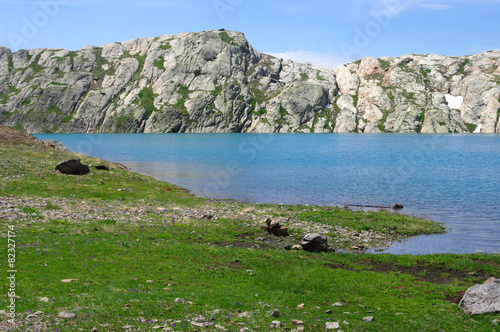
[
  {"xmin": 272, "ymin": 309, "xmax": 280, "ymax": 317},
  {"xmin": 26, "ymin": 314, "xmax": 38, "ymax": 320},
  {"xmin": 122, "ymin": 325, "xmax": 134, "ymax": 329},
  {"xmin": 39, "ymin": 297, "xmax": 49, "ymax": 302},
  {"xmin": 296, "ymin": 303, "xmax": 305, "ymax": 309},
  {"xmin": 332, "ymin": 302, "xmax": 344, "ymax": 307},
  {"xmin": 174, "ymin": 298, "xmax": 186, "ymax": 303},
  {"xmin": 485, "ymin": 277, "xmax": 496, "ymax": 283},
  {"xmin": 191, "ymin": 321, "xmax": 204, "ymax": 328},
  {"xmin": 325, "ymin": 321, "xmax": 340, "ymax": 330},
  {"xmin": 362, "ymin": 316, "xmax": 374, "ymax": 322},
  {"xmin": 213, "ymin": 309, "xmax": 221, "ymax": 314},
  {"xmin": 270, "ymin": 320, "xmax": 281, "ymax": 328},
  {"xmin": 492, "ymin": 319, "xmax": 498, "ymax": 325},
  {"xmin": 61, "ymin": 279, "xmax": 78, "ymax": 283},
  {"xmin": 58, "ymin": 311, "xmax": 77, "ymax": 319},
  {"xmin": 91, "ymin": 327, "xmax": 98, "ymax": 332},
  {"xmin": 238, "ymin": 311, "xmax": 249, "ymax": 318},
  {"xmin": 292, "ymin": 319, "xmax": 304, "ymax": 325},
  {"xmin": 0, "ymin": 310, "xmax": 6, "ymax": 315},
  {"xmin": 325, "ymin": 309, "xmax": 332, "ymax": 314}
]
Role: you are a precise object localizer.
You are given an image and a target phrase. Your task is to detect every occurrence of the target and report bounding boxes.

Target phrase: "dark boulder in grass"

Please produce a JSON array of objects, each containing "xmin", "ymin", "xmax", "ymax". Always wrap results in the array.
[
  {"xmin": 263, "ymin": 218, "xmax": 289, "ymax": 237},
  {"xmin": 459, "ymin": 278, "xmax": 500, "ymax": 315},
  {"xmin": 93, "ymin": 165, "xmax": 110, "ymax": 171},
  {"xmin": 300, "ymin": 233, "xmax": 334, "ymax": 253},
  {"xmin": 55, "ymin": 159, "xmax": 90, "ymax": 175}
]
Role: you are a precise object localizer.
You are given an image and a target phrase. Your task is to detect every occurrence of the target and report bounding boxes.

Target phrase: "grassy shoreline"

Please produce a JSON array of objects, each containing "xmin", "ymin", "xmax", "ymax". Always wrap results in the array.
[{"xmin": 1, "ymin": 128, "xmax": 499, "ymax": 331}]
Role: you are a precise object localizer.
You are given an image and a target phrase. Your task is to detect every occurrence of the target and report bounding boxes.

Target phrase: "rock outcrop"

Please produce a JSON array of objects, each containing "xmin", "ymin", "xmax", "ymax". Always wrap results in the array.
[
  {"xmin": 0, "ymin": 30, "xmax": 498, "ymax": 133},
  {"xmin": 459, "ymin": 278, "xmax": 500, "ymax": 315}
]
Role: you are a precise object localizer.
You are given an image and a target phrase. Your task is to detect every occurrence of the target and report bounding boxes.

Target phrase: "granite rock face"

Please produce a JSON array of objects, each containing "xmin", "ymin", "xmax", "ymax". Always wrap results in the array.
[
  {"xmin": 0, "ymin": 30, "xmax": 498, "ymax": 133},
  {"xmin": 459, "ymin": 279, "xmax": 500, "ymax": 315}
]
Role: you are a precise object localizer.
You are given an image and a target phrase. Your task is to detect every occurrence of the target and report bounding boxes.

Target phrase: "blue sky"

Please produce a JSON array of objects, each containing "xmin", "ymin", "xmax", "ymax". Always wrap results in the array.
[{"xmin": 1, "ymin": 0, "xmax": 499, "ymax": 68}]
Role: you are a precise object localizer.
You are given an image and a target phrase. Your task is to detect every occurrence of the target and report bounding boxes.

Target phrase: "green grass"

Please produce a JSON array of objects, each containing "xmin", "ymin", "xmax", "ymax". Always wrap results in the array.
[
  {"xmin": 44, "ymin": 105, "xmax": 63, "ymax": 116},
  {"xmin": 379, "ymin": 58, "xmax": 391, "ymax": 70},
  {"xmin": 0, "ymin": 136, "xmax": 499, "ymax": 331},
  {"xmin": 27, "ymin": 54, "xmax": 44, "ymax": 75},
  {"xmin": 137, "ymin": 87, "xmax": 158, "ymax": 121},
  {"xmin": 7, "ymin": 54, "xmax": 14, "ymax": 69},
  {"xmin": 295, "ymin": 208, "xmax": 445, "ymax": 236},
  {"xmin": 153, "ymin": 58, "xmax": 165, "ymax": 70},
  {"xmin": 465, "ymin": 123, "xmax": 478, "ymax": 133},
  {"xmin": 62, "ymin": 113, "xmax": 74, "ymax": 123},
  {"xmin": 0, "ymin": 86, "xmax": 20, "ymax": 103},
  {"xmin": 219, "ymin": 31, "xmax": 235, "ymax": 45},
  {"xmin": 159, "ymin": 42, "xmax": 172, "ymax": 50}
]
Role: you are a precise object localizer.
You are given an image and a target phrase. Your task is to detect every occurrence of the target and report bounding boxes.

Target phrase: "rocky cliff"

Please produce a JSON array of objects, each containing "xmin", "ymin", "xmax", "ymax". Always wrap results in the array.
[{"xmin": 0, "ymin": 30, "xmax": 498, "ymax": 133}]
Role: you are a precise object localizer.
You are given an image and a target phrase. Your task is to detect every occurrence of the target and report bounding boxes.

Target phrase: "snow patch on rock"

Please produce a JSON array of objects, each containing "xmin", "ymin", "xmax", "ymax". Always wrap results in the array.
[{"xmin": 444, "ymin": 94, "xmax": 464, "ymax": 109}]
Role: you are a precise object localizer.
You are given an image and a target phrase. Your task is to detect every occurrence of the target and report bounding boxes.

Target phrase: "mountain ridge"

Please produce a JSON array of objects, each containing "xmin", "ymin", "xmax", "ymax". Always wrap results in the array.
[{"xmin": 0, "ymin": 29, "xmax": 499, "ymax": 133}]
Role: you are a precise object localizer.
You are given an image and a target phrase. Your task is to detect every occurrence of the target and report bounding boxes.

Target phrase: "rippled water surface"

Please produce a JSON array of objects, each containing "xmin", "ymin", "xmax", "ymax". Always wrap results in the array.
[{"xmin": 35, "ymin": 133, "xmax": 500, "ymax": 255}]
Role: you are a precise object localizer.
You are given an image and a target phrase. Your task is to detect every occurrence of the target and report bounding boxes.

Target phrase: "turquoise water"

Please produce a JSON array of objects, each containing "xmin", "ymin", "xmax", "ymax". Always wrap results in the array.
[{"xmin": 35, "ymin": 133, "xmax": 500, "ymax": 255}]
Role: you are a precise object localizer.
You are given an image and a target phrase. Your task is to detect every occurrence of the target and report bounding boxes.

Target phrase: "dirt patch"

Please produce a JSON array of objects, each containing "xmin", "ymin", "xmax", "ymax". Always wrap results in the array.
[
  {"xmin": 227, "ymin": 261, "xmax": 245, "ymax": 270},
  {"xmin": 472, "ymin": 259, "xmax": 500, "ymax": 268},
  {"xmin": 0, "ymin": 125, "xmax": 39, "ymax": 144},
  {"xmin": 207, "ymin": 260, "xmax": 246, "ymax": 271},
  {"xmin": 444, "ymin": 290, "xmax": 466, "ymax": 304},
  {"xmin": 217, "ymin": 239, "xmax": 255, "ymax": 249},
  {"xmin": 325, "ymin": 260, "xmax": 494, "ymax": 285}
]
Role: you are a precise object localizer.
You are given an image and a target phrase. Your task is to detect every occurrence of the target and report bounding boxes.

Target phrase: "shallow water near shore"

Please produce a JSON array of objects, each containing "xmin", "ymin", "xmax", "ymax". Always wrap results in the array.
[{"xmin": 35, "ymin": 133, "xmax": 500, "ymax": 255}]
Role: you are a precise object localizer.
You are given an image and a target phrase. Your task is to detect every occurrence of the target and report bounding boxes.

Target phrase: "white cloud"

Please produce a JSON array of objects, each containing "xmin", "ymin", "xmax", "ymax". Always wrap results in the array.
[
  {"xmin": 266, "ymin": 51, "xmax": 347, "ymax": 68},
  {"xmin": 343, "ymin": 0, "xmax": 498, "ymax": 16},
  {"xmin": 0, "ymin": 0, "xmax": 195, "ymax": 8},
  {"xmin": 422, "ymin": 3, "xmax": 453, "ymax": 10}
]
